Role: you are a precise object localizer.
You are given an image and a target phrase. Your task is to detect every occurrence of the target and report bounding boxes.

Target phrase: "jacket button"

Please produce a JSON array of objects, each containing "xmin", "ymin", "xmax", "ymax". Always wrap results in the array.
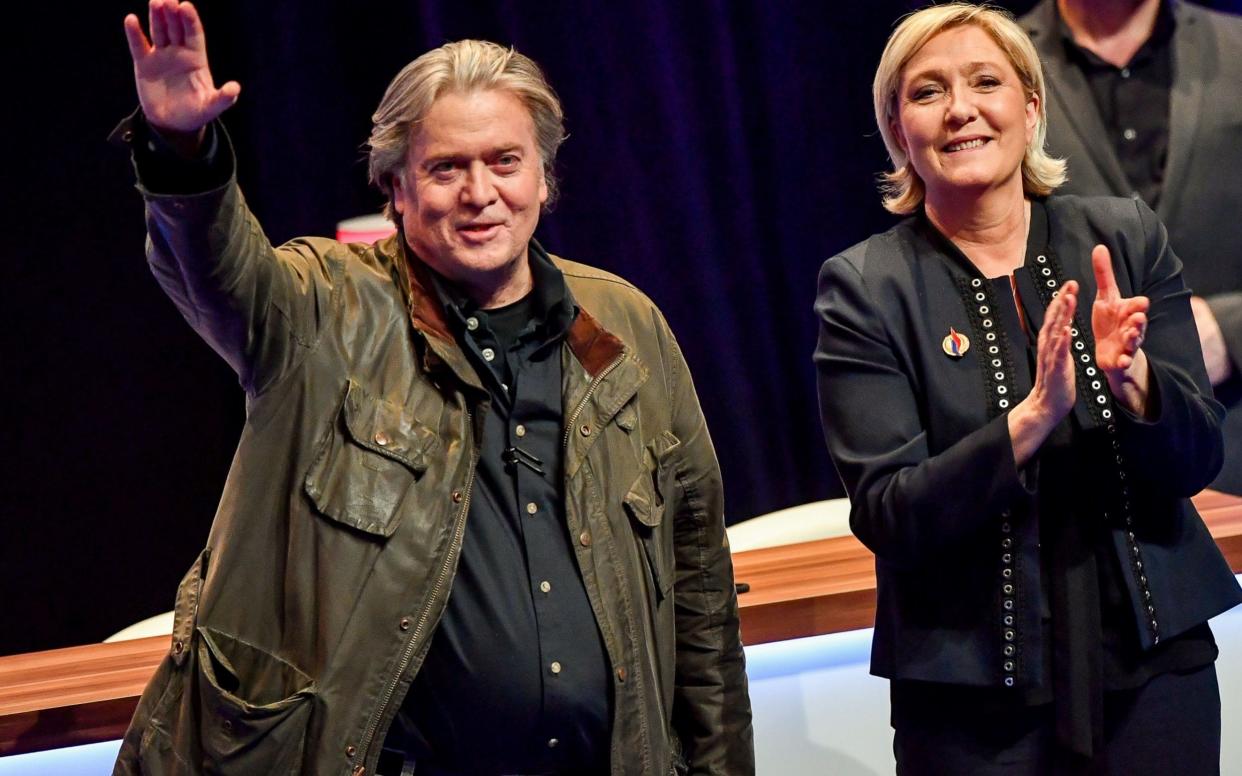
[
  {"xmin": 346, "ymin": 745, "xmax": 357, "ymax": 757},
  {"xmin": 172, "ymin": 640, "xmax": 184, "ymax": 654},
  {"xmin": 451, "ymin": 491, "xmax": 463, "ymax": 504},
  {"xmin": 616, "ymin": 667, "xmax": 627, "ymax": 682},
  {"xmin": 399, "ymin": 617, "xmax": 411, "ymax": 630},
  {"xmin": 353, "ymin": 768, "xmax": 366, "ymax": 776},
  {"xmin": 221, "ymin": 719, "xmax": 233, "ymax": 733},
  {"xmin": 579, "ymin": 531, "xmax": 591, "ymax": 547},
  {"xmin": 547, "ymin": 738, "xmax": 559, "ymax": 749},
  {"xmin": 580, "ymin": 424, "xmax": 591, "ymax": 437},
  {"xmin": 374, "ymin": 431, "xmax": 390, "ymax": 447}
]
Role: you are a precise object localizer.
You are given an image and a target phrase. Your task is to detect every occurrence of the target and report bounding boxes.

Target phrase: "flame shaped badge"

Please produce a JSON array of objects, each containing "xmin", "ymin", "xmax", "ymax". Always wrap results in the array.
[{"xmin": 942, "ymin": 327, "xmax": 970, "ymax": 358}]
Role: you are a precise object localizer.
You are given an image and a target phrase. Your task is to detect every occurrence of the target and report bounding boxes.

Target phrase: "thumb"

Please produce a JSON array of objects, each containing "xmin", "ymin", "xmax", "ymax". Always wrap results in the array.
[
  {"xmin": 206, "ymin": 81, "xmax": 241, "ymax": 120},
  {"xmin": 1091, "ymin": 244, "xmax": 1118, "ymax": 302}
]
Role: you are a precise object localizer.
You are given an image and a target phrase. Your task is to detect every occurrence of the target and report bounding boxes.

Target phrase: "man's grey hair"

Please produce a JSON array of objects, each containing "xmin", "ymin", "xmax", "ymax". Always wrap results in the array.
[{"xmin": 367, "ymin": 39, "xmax": 567, "ymax": 223}]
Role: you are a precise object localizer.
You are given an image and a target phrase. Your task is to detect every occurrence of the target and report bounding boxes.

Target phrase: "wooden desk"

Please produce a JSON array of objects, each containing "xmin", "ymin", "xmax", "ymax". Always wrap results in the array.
[{"xmin": 2, "ymin": 491, "xmax": 1240, "ymax": 756}]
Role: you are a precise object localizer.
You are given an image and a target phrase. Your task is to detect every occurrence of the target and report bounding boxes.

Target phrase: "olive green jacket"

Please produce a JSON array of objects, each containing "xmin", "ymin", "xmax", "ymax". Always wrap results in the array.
[{"xmin": 112, "ymin": 169, "xmax": 753, "ymax": 775}]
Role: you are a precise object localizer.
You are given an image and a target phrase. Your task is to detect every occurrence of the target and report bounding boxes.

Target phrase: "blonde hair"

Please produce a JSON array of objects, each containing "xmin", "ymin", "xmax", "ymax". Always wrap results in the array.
[
  {"xmin": 873, "ymin": 3, "xmax": 1066, "ymax": 214},
  {"xmin": 367, "ymin": 40, "xmax": 566, "ymax": 222}
]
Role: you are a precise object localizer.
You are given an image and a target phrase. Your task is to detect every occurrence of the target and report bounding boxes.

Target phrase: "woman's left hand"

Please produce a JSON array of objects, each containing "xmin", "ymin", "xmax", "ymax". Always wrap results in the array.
[{"xmin": 1091, "ymin": 245, "xmax": 1153, "ymax": 418}]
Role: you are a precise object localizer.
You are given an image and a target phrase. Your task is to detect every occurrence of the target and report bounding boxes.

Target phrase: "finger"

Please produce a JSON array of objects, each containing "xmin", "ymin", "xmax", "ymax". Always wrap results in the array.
[
  {"xmin": 150, "ymin": 0, "xmax": 169, "ymax": 47},
  {"xmin": 205, "ymin": 82, "xmax": 242, "ymax": 119},
  {"xmin": 123, "ymin": 14, "xmax": 151, "ymax": 61},
  {"xmin": 1091, "ymin": 245, "xmax": 1118, "ymax": 303},
  {"xmin": 180, "ymin": 1, "xmax": 203, "ymax": 50},
  {"xmin": 166, "ymin": 2, "xmax": 186, "ymax": 47}
]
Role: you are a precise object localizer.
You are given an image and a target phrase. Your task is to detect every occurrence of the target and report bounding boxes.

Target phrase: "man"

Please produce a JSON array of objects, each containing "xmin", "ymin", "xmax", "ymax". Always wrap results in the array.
[
  {"xmin": 1021, "ymin": 0, "xmax": 1242, "ymax": 494},
  {"xmin": 113, "ymin": 2, "xmax": 754, "ymax": 774}
]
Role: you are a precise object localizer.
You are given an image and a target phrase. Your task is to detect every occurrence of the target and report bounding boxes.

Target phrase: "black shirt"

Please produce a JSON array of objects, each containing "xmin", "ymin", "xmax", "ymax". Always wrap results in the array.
[
  {"xmin": 394, "ymin": 245, "xmax": 612, "ymax": 775},
  {"xmin": 1058, "ymin": 2, "xmax": 1175, "ymax": 207}
]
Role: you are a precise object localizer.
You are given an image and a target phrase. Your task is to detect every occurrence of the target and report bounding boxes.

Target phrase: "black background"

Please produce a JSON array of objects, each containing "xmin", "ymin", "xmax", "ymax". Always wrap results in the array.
[{"xmin": 5, "ymin": 0, "xmax": 1237, "ymax": 655}]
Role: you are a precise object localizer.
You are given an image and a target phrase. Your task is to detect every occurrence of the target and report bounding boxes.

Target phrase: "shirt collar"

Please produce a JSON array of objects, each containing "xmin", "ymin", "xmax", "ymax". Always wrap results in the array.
[{"xmin": 427, "ymin": 239, "xmax": 577, "ymax": 344}]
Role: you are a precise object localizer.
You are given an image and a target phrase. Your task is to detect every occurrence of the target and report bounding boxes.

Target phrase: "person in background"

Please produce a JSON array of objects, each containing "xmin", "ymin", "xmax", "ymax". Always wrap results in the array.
[
  {"xmin": 814, "ymin": 3, "xmax": 1241, "ymax": 773},
  {"xmin": 113, "ymin": 2, "xmax": 753, "ymax": 774},
  {"xmin": 1020, "ymin": 0, "xmax": 1242, "ymax": 495}
]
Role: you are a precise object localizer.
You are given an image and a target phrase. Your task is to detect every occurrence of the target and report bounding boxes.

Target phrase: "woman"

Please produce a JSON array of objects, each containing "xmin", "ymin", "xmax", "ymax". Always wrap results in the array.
[{"xmin": 813, "ymin": 4, "xmax": 1241, "ymax": 773}]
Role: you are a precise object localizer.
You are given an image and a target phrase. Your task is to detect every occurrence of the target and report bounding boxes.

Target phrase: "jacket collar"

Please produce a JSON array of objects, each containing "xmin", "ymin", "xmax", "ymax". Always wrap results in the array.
[{"xmin": 378, "ymin": 231, "xmax": 626, "ymax": 380}]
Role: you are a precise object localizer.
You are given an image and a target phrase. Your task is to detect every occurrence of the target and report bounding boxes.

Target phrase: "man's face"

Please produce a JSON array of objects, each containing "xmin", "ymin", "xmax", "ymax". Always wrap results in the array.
[{"xmin": 392, "ymin": 89, "xmax": 548, "ymax": 303}]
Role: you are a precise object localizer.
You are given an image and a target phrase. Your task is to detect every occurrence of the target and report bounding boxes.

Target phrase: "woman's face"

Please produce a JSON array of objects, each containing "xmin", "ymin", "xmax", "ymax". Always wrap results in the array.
[{"xmin": 891, "ymin": 25, "xmax": 1038, "ymax": 205}]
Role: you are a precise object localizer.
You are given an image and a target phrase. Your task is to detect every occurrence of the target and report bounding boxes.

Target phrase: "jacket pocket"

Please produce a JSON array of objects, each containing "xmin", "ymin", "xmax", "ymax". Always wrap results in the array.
[
  {"xmin": 304, "ymin": 379, "xmax": 437, "ymax": 537},
  {"xmin": 625, "ymin": 465, "xmax": 672, "ymax": 603},
  {"xmin": 194, "ymin": 627, "xmax": 317, "ymax": 775}
]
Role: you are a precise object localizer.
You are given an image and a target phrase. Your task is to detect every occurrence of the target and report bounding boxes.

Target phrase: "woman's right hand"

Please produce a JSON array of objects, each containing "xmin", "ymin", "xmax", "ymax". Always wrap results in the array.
[
  {"xmin": 1008, "ymin": 279, "xmax": 1079, "ymax": 467},
  {"xmin": 123, "ymin": 0, "xmax": 239, "ymax": 152}
]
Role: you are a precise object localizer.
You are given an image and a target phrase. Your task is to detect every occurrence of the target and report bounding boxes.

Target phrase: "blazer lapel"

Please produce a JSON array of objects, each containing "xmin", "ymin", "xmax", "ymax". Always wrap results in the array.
[{"xmin": 1161, "ymin": 2, "xmax": 1207, "ymax": 222}]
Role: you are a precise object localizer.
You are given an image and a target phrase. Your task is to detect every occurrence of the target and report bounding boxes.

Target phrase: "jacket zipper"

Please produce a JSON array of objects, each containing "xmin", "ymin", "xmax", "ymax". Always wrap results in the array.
[
  {"xmin": 563, "ymin": 355, "xmax": 626, "ymax": 447},
  {"xmin": 354, "ymin": 409, "xmax": 479, "ymax": 772}
]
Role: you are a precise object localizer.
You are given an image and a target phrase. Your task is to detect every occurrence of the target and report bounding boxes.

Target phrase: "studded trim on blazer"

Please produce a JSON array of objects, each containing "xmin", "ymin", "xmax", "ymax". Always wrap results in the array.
[
  {"xmin": 957, "ymin": 275, "xmax": 1025, "ymax": 685},
  {"xmin": 1025, "ymin": 250, "xmax": 1160, "ymax": 645}
]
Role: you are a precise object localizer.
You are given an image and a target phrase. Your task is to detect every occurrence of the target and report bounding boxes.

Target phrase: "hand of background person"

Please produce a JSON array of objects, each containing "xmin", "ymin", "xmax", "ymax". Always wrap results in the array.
[
  {"xmin": 1190, "ymin": 296, "xmax": 1234, "ymax": 387},
  {"xmin": 123, "ymin": 0, "xmax": 239, "ymax": 155},
  {"xmin": 1008, "ymin": 280, "xmax": 1079, "ymax": 467},
  {"xmin": 1091, "ymin": 245, "xmax": 1152, "ymax": 417}
]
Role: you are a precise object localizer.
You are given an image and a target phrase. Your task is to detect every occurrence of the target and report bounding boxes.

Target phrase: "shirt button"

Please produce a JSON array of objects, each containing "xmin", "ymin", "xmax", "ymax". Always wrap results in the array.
[
  {"xmin": 540, "ymin": 580, "xmax": 551, "ymax": 593},
  {"xmin": 547, "ymin": 738, "xmax": 559, "ymax": 749},
  {"xmin": 466, "ymin": 316, "xmax": 479, "ymax": 331},
  {"xmin": 1120, "ymin": 67, "xmax": 1131, "ymax": 78},
  {"xmin": 526, "ymin": 502, "xmax": 538, "ymax": 515},
  {"xmin": 515, "ymin": 424, "xmax": 527, "ymax": 437},
  {"xmin": 550, "ymin": 661, "xmax": 562, "ymax": 675},
  {"xmin": 482, "ymin": 347, "xmax": 496, "ymax": 362},
  {"xmin": 1123, "ymin": 128, "xmax": 1137, "ymax": 141}
]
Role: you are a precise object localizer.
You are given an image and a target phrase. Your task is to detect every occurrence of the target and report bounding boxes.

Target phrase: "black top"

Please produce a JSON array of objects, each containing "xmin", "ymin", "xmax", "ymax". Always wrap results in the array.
[
  {"xmin": 394, "ymin": 245, "xmax": 612, "ymax": 775},
  {"xmin": 1057, "ymin": 3, "xmax": 1175, "ymax": 207}
]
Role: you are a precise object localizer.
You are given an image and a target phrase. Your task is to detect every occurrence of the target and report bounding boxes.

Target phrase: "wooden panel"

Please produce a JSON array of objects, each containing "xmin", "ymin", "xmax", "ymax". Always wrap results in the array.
[{"xmin": 1, "ymin": 491, "xmax": 1239, "ymax": 756}]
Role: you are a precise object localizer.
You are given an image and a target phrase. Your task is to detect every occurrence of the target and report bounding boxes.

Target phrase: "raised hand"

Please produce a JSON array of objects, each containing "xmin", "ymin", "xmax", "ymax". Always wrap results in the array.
[
  {"xmin": 1008, "ymin": 280, "xmax": 1079, "ymax": 467},
  {"xmin": 123, "ymin": 0, "xmax": 239, "ymax": 142},
  {"xmin": 1090, "ymin": 245, "xmax": 1152, "ymax": 416}
]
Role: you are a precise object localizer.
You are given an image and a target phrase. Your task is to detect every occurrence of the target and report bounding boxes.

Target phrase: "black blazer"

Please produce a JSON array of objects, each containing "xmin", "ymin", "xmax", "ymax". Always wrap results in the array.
[
  {"xmin": 814, "ymin": 195, "xmax": 1241, "ymax": 688},
  {"xmin": 1021, "ymin": 0, "xmax": 1242, "ymax": 493}
]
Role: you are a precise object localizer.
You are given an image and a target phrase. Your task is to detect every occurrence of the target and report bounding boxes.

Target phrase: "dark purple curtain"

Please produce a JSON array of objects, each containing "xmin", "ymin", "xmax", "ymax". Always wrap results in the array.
[{"xmin": 5, "ymin": 0, "xmax": 1239, "ymax": 654}]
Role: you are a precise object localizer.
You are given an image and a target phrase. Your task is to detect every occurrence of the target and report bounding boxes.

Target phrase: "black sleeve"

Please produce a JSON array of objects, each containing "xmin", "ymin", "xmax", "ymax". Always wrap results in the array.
[{"xmin": 813, "ymin": 252, "xmax": 1031, "ymax": 567}]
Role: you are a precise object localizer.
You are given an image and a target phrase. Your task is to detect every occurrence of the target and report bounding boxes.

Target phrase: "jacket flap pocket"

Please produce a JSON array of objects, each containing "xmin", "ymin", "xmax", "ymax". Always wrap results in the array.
[
  {"xmin": 624, "ymin": 470, "xmax": 664, "ymax": 527},
  {"xmin": 195, "ymin": 627, "xmax": 317, "ymax": 771},
  {"xmin": 197, "ymin": 627, "xmax": 315, "ymax": 710},
  {"xmin": 342, "ymin": 380, "xmax": 436, "ymax": 473},
  {"xmin": 650, "ymin": 430, "xmax": 680, "ymax": 460}
]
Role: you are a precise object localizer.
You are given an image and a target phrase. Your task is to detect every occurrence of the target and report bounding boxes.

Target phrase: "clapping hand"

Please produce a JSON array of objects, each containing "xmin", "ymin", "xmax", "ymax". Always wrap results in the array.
[
  {"xmin": 1091, "ymin": 245, "xmax": 1152, "ymax": 416},
  {"xmin": 123, "ymin": 0, "xmax": 239, "ymax": 152}
]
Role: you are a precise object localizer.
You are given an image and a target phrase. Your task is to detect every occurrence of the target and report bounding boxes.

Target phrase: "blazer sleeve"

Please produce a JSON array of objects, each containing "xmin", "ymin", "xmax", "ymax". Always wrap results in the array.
[
  {"xmin": 1113, "ymin": 199, "xmax": 1226, "ymax": 494},
  {"xmin": 813, "ymin": 251, "xmax": 1031, "ymax": 568}
]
